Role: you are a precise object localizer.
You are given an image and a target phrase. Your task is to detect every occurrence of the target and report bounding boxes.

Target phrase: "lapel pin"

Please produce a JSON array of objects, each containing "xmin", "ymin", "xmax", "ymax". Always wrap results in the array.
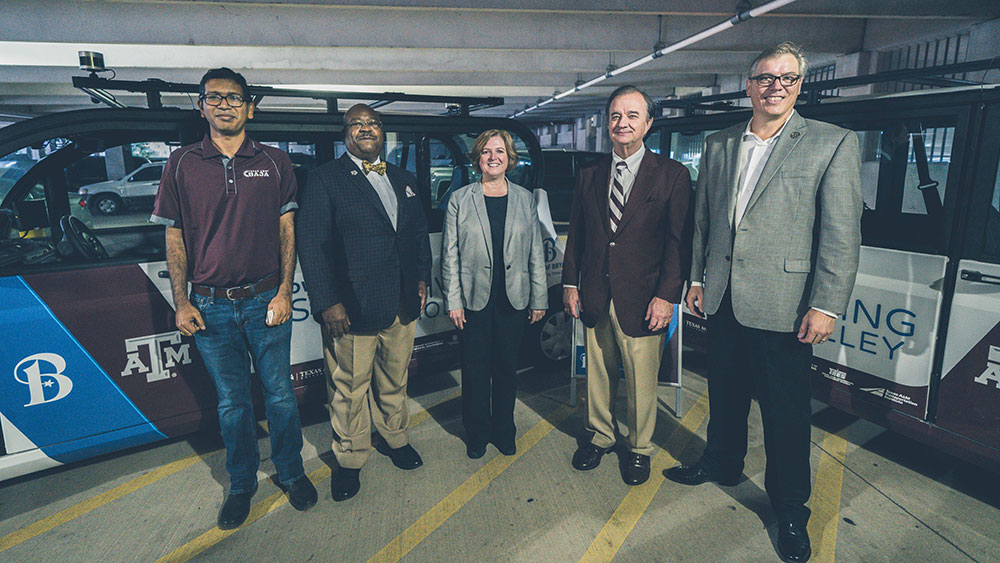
[
  {"xmin": 790, "ymin": 131, "xmax": 801, "ymax": 139},
  {"xmin": 350, "ymin": 170, "xmax": 358, "ymax": 176}
]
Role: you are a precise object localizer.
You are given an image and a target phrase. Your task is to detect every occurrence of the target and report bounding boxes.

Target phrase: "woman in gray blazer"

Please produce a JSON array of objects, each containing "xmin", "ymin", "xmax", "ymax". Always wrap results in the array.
[{"xmin": 441, "ymin": 129, "xmax": 548, "ymax": 459}]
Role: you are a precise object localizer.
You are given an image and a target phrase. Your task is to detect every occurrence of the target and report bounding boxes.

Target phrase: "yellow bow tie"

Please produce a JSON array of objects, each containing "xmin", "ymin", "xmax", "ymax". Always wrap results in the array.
[{"xmin": 362, "ymin": 160, "xmax": 386, "ymax": 175}]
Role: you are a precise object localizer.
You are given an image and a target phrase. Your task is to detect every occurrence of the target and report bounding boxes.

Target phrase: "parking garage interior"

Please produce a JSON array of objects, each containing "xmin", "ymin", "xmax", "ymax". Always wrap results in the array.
[{"xmin": 2, "ymin": 2, "xmax": 1000, "ymax": 562}]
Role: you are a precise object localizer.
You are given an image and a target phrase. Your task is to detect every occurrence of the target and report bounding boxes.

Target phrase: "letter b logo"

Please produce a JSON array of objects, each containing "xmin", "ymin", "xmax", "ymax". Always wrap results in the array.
[{"xmin": 14, "ymin": 353, "xmax": 73, "ymax": 407}]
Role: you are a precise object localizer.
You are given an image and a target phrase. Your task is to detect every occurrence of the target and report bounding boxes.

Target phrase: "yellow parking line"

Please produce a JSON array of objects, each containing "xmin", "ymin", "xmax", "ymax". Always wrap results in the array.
[
  {"xmin": 808, "ymin": 432, "xmax": 848, "ymax": 563},
  {"xmin": 410, "ymin": 390, "xmax": 462, "ymax": 428},
  {"xmin": 368, "ymin": 403, "xmax": 575, "ymax": 563},
  {"xmin": 0, "ymin": 454, "xmax": 208, "ymax": 553},
  {"xmin": 157, "ymin": 390, "xmax": 466, "ymax": 563},
  {"xmin": 3, "ymin": 387, "xmax": 462, "ymax": 557},
  {"xmin": 579, "ymin": 390, "xmax": 710, "ymax": 562},
  {"xmin": 156, "ymin": 465, "xmax": 329, "ymax": 563}
]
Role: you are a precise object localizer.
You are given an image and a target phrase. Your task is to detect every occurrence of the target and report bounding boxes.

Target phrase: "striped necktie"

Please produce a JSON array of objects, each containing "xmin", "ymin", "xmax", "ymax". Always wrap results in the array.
[{"xmin": 610, "ymin": 161, "xmax": 627, "ymax": 232}]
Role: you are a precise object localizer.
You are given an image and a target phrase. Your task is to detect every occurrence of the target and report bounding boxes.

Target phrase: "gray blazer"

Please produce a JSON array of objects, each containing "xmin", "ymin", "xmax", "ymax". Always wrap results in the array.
[
  {"xmin": 691, "ymin": 112, "xmax": 862, "ymax": 332},
  {"xmin": 441, "ymin": 181, "xmax": 548, "ymax": 312}
]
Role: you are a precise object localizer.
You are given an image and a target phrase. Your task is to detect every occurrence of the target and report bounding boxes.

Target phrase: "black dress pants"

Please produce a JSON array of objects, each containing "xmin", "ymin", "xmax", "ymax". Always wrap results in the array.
[
  {"xmin": 702, "ymin": 289, "xmax": 814, "ymax": 526},
  {"xmin": 460, "ymin": 298, "xmax": 527, "ymax": 449}
]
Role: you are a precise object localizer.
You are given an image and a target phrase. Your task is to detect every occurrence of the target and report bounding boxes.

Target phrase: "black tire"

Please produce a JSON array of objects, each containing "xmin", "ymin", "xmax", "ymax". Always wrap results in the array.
[{"xmin": 88, "ymin": 193, "xmax": 122, "ymax": 216}]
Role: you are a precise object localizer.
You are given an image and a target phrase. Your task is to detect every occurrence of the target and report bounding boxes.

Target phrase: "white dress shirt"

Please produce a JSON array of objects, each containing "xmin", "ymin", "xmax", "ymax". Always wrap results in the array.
[
  {"xmin": 348, "ymin": 152, "xmax": 397, "ymax": 231},
  {"xmin": 733, "ymin": 114, "xmax": 791, "ymax": 227}
]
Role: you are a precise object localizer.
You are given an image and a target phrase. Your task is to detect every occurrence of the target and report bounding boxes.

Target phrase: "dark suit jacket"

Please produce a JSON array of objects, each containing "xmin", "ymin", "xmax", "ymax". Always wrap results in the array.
[
  {"xmin": 297, "ymin": 153, "xmax": 431, "ymax": 332},
  {"xmin": 562, "ymin": 148, "xmax": 692, "ymax": 337}
]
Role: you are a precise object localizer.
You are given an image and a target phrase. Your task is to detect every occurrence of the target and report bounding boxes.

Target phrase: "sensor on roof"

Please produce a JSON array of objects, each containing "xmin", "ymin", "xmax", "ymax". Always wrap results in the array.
[{"xmin": 78, "ymin": 51, "xmax": 105, "ymax": 73}]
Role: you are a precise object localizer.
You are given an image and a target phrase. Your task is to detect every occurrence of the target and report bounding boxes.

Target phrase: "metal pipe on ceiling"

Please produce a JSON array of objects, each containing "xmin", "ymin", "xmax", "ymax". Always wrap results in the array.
[{"xmin": 511, "ymin": 0, "xmax": 801, "ymax": 118}]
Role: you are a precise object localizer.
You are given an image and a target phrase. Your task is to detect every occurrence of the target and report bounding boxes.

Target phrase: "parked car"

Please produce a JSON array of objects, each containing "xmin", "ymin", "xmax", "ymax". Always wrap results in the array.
[{"xmin": 78, "ymin": 161, "xmax": 164, "ymax": 216}]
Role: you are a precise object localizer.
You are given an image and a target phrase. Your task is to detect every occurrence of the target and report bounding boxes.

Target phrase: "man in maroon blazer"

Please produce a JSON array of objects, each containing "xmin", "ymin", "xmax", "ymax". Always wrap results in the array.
[{"xmin": 563, "ymin": 85, "xmax": 692, "ymax": 485}]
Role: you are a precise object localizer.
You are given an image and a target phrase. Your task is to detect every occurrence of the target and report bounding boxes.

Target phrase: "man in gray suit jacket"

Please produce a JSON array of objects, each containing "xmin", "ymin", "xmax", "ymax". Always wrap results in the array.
[{"xmin": 665, "ymin": 43, "xmax": 862, "ymax": 563}]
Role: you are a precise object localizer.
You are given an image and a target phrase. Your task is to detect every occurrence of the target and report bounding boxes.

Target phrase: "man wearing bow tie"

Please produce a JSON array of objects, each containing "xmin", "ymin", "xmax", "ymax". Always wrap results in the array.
[{"xmin": 297, "ymin": 103, "xmax": 431, "ymax": 501}]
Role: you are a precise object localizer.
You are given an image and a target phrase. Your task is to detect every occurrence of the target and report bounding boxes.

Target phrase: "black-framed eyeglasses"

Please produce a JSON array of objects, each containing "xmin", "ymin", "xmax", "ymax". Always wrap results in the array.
[
  {"xmin": 749, "ymin": 73, "xmax": 802, "ymax": 87},
  {"xmin": 200, "ymin": 93, "xmax": 247, "ymax": 108},
  {"xmin": 346, "ymin": 119, "xmax": 382, "ymax": 129}
]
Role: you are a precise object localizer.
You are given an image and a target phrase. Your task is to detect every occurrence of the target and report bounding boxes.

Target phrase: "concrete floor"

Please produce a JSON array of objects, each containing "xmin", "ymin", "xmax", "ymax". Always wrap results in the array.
[{"xmin": 1, "ymin": 358, "xmax": 998, "ymax": 563}]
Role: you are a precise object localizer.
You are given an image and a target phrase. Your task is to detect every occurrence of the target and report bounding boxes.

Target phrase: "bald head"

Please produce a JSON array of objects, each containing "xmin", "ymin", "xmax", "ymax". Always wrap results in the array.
[{"xmin": 343, "ymin": 104, "xmax": 385, "ymax": 162}]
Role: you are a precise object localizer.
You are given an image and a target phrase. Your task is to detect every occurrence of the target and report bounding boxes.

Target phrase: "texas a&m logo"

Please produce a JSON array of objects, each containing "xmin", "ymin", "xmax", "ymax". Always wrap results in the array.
[
  {"xmin": 973, "ymin": 345, "xmax": 1000, "ymax": 389},
  {"xmin": 121, "ymin": 331, "xmax": 192, "ymax": 382}
]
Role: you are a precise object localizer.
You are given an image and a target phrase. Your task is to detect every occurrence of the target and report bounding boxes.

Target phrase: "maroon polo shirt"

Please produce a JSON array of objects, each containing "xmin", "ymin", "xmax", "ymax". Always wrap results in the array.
[{"xmin": 151, "ymin": 134, "xmax": 298, "ymax": 287}]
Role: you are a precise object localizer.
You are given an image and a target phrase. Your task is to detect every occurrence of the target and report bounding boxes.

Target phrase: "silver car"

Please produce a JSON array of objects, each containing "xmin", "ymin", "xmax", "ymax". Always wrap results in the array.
[{"xmin": 78, "ymin": 161, "xmax": 163, "ymax": 215}]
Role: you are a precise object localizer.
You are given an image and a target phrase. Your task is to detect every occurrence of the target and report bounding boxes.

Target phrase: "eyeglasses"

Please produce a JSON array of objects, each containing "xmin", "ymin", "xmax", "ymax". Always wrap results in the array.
[
  {"xmin": 200, "ymin": 93, "xmax": 247, "ymax": 108},
  {"xmin": 749, "ymin": 73, "xmax": 802, "ymax": 87},
  {"xmin": 346, "ymin": 119, "xmax": 382, "ymax": 129}
]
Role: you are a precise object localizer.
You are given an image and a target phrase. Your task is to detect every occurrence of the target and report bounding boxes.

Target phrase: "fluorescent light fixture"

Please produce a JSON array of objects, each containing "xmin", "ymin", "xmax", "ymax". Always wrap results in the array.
[{"xmin": 510, "ymin": 0, "xmax": 799, "ymax": 118}]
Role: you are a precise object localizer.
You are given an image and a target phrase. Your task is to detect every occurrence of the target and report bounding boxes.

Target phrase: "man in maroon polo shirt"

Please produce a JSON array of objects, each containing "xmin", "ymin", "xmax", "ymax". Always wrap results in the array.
[{"xmin": 151, "ymin": 67, "xmax": 317, "ymax": 530}]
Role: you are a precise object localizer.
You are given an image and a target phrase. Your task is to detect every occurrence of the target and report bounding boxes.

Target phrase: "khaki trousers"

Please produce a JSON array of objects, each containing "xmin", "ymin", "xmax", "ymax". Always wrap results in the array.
[
  {"xmin": 323, "ymin": 315, "xmax": 416, "ymax": 469},
  {"xmin": 585, "ymin": 299, "xmax": 664, "ymax": 456}
]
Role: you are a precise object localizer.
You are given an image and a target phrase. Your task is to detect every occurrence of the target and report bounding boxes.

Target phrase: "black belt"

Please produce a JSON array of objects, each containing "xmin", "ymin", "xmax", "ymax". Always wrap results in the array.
[{"xmin": 191, "ymin": 272, "xmax": 279, "ymax": 300}]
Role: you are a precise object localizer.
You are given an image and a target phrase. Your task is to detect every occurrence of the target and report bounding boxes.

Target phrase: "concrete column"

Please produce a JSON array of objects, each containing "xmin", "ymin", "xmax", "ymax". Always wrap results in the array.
[
  {"xmin": 968, "ymin": 18, "xmax": 1000, "ymax": 84},
  {"xmin": 836, "ymin": 51, "xmax": 875, "ymax": 97},
  {"xmin": 105, "ymin": 145, "xmax": 127, "ymax": 179}
]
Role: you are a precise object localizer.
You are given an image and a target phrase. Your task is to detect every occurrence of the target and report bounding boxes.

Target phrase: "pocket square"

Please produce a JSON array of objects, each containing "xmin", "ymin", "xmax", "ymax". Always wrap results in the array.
[{"xmin": 405, "ymin": 185, "xmax": 417, "ymax": 197}]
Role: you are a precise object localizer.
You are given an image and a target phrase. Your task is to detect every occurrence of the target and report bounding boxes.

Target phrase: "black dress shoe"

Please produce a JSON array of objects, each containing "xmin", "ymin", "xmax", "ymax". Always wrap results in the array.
[
  {"xmin": 572, "ymin": 443, "xmax": 612, "ymax": 471},
  {"xmin": 217, "ymin": 484, "xmax": 257, "ymax": 530},
  {"xmin": 621, "ymin": 453, "xmax": 650, "ymax": 485},
  {"xmin": 492, "ymin": 439, "xmax": 516, "ymax": 456},
  {"xmin": 331, "ymin": 468, "xmax": 361, "ymax": 501},
  {"xmin": 467, "ymin": 443, "xmax": 488, "ymax": 459},
  {"xmin": 287, "ymin": 476, "xmax": 318, "ymax": 511},
  {"xmin": 385, "ymin": 444, "xmax": 423, "ymax": 470},
  {"xmin": 663, "ymin": 461, "xmax": 740, "ymax": 486},
  {"xmin": 776, "ymin": 521, "xmax": 811, "ymax": 562}
]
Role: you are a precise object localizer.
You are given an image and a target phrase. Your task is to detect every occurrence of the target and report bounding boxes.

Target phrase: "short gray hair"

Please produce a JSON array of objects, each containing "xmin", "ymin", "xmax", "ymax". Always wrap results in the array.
[{"xmin": 748, "ymin": 41, "xmax": 808, "ymax": 78}]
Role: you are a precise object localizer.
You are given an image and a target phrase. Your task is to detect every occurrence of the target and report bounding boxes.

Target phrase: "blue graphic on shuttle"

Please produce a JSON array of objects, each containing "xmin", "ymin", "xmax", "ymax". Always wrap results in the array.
[
  {"xmin": 14, "ymin": 353, "xmax": 74, "ymax": 407},
  {"xmin": 0, "ymin": 276, "xmax": 165, "ymax": 463}
]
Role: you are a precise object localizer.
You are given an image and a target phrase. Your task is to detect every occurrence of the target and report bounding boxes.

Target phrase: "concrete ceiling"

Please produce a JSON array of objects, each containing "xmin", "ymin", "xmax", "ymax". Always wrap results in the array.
[{"xmin": 1, "ymin": 0, "xmax": 998, "ymax": 124}]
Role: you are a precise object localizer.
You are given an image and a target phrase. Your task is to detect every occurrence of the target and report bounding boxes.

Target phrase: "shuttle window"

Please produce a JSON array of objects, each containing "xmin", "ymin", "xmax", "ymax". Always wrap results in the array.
[
  {"xmin": 859, "ymin": 121, "xmax": 954, "ymax": 254},
  {"xmin": 984, "ymin": 157, "xmax": 1000, "ymax": 260},
  {"xmin": 0, "ymin": 138, "xmax": 67, "ymax": 205},
  {"xmin": 902, "ymin": 126, "xmax": 951, "ymax": 216},
  {"xmin": 669, "ymin": 130, "xmax": 719, "ymax": 190}
]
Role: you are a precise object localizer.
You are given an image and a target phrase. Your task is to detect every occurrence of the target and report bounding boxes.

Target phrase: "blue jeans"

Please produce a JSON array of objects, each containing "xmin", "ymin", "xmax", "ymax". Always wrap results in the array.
[{"xmin": 192, "ymin": 286, "xmax": 305, "ymax": 494}]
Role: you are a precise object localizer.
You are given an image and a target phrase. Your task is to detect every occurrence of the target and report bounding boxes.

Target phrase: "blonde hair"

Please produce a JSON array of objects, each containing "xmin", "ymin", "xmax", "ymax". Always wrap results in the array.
[
  {"xmin": 469, "ymin": 129, "xmax": 519, "ymax": 174},
  {"xmin": 749, "ymin": 41, "xmax": 809, "ymax": 77}
]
